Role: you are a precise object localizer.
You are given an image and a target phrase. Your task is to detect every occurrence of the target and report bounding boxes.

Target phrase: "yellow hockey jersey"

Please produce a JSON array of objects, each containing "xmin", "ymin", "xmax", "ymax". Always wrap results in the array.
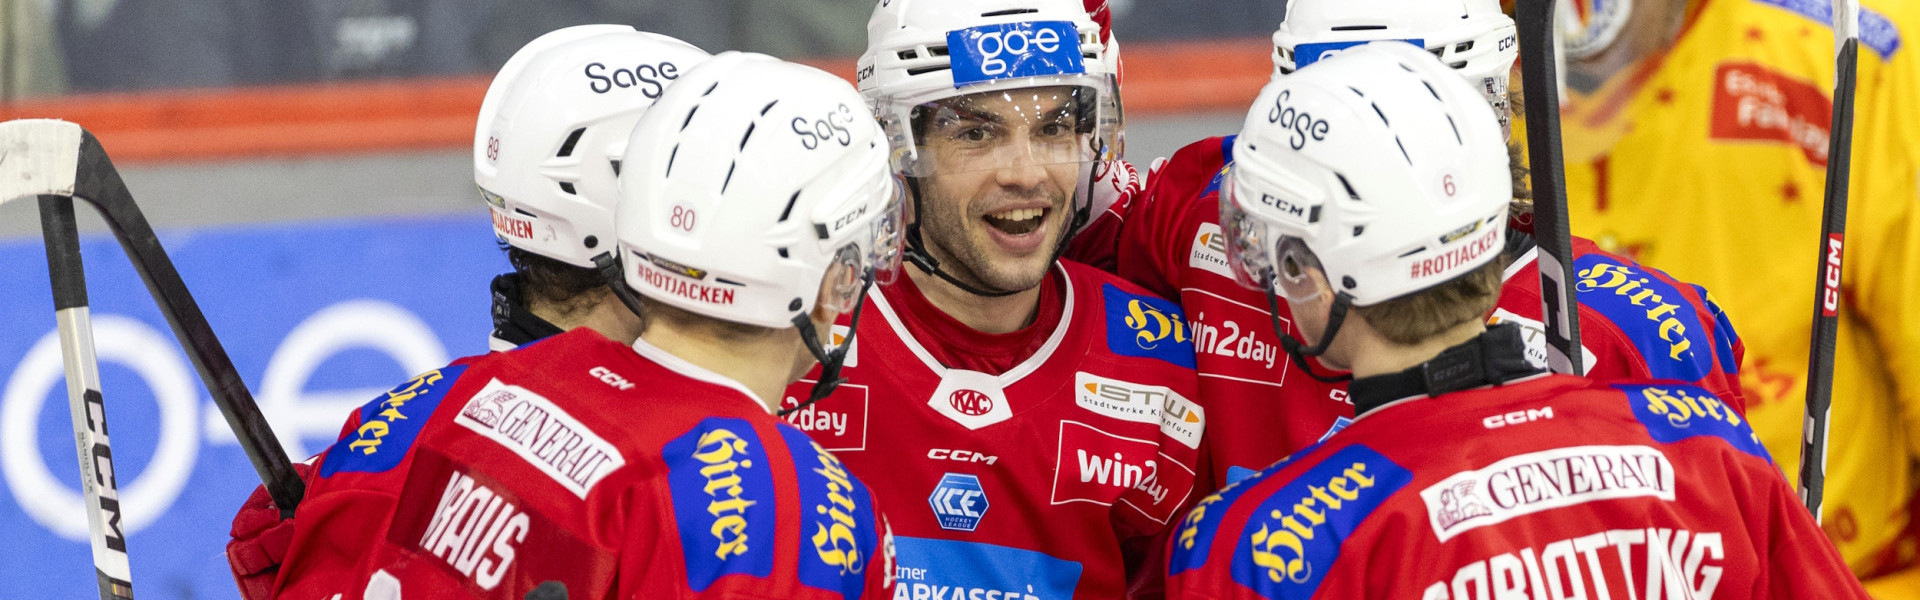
[{"xmin": 1557, "ymin": 0, "xmax": 1920, "ymax": 594}]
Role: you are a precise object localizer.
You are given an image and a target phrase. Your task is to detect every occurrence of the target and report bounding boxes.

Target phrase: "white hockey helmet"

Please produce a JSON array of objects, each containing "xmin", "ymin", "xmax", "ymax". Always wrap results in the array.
[
  {"xmin": 1223, "ymin": 42, "xmax": 1510, "ymax": 309},
  {"xmin": 857, "ymin": 0, "xmax": 1120, "ymax": 177},
  {"xmin": 474, "ymin": 26, "xmax": 711, "ymax": 268},
  {"xmin": 615, "ymin": 52, "xmax": 905, "ymax": 330},
  {"xmin": 1272, "ymin": 0, "xmax": 1518, "ymax": 137}
]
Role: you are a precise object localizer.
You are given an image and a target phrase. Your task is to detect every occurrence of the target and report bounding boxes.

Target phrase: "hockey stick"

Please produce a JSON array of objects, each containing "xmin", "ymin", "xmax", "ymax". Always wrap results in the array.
[
  {"xmin": 1515, "ymin": 0, "xmax": 1585, "ymax": 375},
  {"xmin": 1798, "ymin": 0, "xmax": 1861, "ymax": 520},
  {"xmin": 0, "ymin": 120, "xmax": 306, "ymax": 593}
]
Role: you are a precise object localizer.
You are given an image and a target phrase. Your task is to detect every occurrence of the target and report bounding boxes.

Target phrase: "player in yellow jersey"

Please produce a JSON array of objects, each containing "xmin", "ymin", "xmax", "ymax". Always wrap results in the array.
[{"xmin": 1546, "ymin": 0, "xmax": 1920, "ymax": 594}]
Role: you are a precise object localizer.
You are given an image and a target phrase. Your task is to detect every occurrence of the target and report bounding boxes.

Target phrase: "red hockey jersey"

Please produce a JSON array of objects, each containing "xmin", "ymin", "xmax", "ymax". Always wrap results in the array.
[
  {"xmin": 267, "ymin": 328, "xmax": 894, "ymax": 600},
  {"xmin": 1164, "ymin": 376, "xmax": 1865, "ymax": 600},
  {"xmin": 1101, "ymin": 136, "xmax": 1747, "ymax": 487},
  {"xmin": 781, "ymin": 261, "xmax": 1205, "ymax": 599}
]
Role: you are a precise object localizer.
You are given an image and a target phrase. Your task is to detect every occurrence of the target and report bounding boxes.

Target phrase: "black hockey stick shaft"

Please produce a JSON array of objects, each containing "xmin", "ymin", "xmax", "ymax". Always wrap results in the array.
[
  {"xmin": 66, "ymin": 131, "xmax": 307, "ymax": 514},
  {"xmin": 40, "ymin": 194, "xmax": 136, "ymax": 600},
  {"xmin": 1799, "ymin": 34, "xmax": 1859, "ymax": 519},
  {"xmin": 1515, "ymin": 0, "xmax": 1585, "ymax": 375}
]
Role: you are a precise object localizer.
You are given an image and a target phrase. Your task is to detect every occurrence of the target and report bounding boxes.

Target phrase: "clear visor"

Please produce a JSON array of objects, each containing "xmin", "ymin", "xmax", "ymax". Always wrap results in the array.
[
  {"xmin": 1220, "ymin": 176, "xmax": 1325, "ymax": 303},
  {"xmin": 884, "ymin": 84, "xmax": 1114, "ymax": 178},
  {"xmin": 819, "ymin": 178, "xmax": 907, "ymax": 313}
]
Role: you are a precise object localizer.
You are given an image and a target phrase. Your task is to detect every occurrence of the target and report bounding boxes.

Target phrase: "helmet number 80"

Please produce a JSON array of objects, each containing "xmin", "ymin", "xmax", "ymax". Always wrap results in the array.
[{"xmin": 671, "ymin": 205, "xmax": 696, "ymax": 231}]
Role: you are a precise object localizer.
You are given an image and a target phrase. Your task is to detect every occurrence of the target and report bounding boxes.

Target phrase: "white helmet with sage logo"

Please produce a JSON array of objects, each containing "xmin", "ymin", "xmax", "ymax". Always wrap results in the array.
[
  {"xmin": 475, "ymin": 26, "xmax": 710, "ymax": 268},
  {"xmin": 1272, "ymin": 0, "xmax": 1518, "ymax": 137},
  {"xmin": 614, "ymin": 51, "xmax": 903, "ymax": 337},
  {"xmin": 1222, "ymin": 42, "xmax": 1510, "ymax": 374},
  {"xmin": 857, "ymin": 0, "xmax": 1119, "ymax": 296}
]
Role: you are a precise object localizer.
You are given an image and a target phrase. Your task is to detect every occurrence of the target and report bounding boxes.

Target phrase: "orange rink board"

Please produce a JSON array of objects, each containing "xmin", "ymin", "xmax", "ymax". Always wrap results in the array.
[{"xmin": 0, "ymin": 38, "xmax": 1272, "ymax": 165}]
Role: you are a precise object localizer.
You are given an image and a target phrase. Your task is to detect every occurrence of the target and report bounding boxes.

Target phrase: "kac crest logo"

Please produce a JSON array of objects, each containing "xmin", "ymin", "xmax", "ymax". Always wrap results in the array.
[{"xmin": 928, "ymin": 473, "xmax": 990, "ymax": 532}]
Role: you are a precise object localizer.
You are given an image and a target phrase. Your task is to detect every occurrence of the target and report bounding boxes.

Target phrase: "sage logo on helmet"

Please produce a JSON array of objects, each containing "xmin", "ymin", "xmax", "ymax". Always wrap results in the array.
[
  {"xmin": 1268, "ymin": 91, "xmax": 1330, "ymax": 150},
  {"xmin": 947, "ymin": 21, "xmax": 1085, "ymax": 85},
  {"xmin": 583, "ymin": 60, "xmax": 681, "ymax": 97}
]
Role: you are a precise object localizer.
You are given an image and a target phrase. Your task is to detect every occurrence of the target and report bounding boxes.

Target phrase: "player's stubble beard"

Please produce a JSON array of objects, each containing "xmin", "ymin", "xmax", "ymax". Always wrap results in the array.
[{"xmin": 911, "ymin": 173, "xmax": 1072, "ymax": 295}]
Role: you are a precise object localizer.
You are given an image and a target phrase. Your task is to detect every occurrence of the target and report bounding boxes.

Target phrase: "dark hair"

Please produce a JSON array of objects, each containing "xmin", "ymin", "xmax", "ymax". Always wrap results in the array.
[{"xmin": 504, "ymin": 244, "xmax": 607, "ymax": 308}]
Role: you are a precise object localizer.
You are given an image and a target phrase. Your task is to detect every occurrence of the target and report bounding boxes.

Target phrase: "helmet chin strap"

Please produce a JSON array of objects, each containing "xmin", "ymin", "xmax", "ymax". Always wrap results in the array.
[
  {"xmin": 782, "ymin": 272, "xmax": 877, "ymax": 417},
  {"xmin": 594, "ymin": 253, "xmax": 649, "ymax": 324},
  {"xmin": 1265, "ymin": 289, "xmax": 1355, "ymax": 383},
  {"xmin": 900, "ymin": 162, "xmax": 1096, "ymax": 299}
]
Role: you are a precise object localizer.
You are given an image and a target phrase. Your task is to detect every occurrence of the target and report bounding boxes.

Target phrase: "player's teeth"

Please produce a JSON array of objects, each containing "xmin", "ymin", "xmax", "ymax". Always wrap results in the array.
[{"xmin": 991, "ymin": 208, "xmax": 1041, "ymax": 221}]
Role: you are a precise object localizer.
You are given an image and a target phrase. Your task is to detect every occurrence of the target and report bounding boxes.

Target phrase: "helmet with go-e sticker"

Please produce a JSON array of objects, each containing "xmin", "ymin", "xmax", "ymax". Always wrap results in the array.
[
  {"xmin": 1273, "ymin": 0, "xmax": 1518, "ymax": 137},
  {"xmin": 1222, "ymin": 42, "xmax": 1511, "ymax": 379}
]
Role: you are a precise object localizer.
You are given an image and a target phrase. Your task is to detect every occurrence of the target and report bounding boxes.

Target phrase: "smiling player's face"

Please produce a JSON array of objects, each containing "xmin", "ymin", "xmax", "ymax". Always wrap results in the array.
[{"xmin": 912, "ymin": 86, "xmax": 1089, "ymax": 293}]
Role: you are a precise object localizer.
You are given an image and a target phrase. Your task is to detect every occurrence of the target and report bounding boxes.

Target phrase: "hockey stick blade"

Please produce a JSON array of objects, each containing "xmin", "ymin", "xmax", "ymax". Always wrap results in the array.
[
  {"xmin": 1515, "ymin": 0, "xmax": 1585, "ymax": 375},
  {"xmin": 0, "ymin": 119, "xmax": 306, "ymax": 514},
  {"xmin": 1798, "ymin": 0, "xmax": 1861, "ymax": 519}
]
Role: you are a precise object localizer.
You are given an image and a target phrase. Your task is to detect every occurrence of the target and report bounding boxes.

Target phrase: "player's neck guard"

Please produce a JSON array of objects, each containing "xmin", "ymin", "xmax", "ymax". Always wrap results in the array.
[
  {"xmin": 1266, "ymin": 290, "xmax": 1355, "ymax": 384},
  {"xmin": 490, "ymin": 273, "xmax": 566, "ymax": 348},
  {"xmin": 1348, "ymin": 322, "xmax": 1543, "ymax": 416}
]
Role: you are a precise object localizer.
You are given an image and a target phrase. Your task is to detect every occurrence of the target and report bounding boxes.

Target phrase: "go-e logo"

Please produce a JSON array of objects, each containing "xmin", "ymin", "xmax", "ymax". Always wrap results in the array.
[
  {"xmin": 974, "ymin": 26, "xmax": 1062, "ymax": 76},
  {"xmin": 948, "ymin": 21, "xmax": 1084, "ymax": 85}
]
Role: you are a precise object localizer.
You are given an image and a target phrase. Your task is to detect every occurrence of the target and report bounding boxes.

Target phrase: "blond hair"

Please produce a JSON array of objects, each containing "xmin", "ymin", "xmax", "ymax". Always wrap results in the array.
[{"xmin": 1353, "ymin": 256, "xmax": 1507, "ymax": 345}]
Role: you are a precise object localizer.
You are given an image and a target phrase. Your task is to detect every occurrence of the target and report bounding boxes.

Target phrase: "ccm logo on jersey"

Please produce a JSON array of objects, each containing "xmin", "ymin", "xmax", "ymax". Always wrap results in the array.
[
  {"xmin": 417, "ymin": 470, "xmax": 529, "ymax": 590},
  {"xmin": 588, "ymin": 366, "xmax": 634, "ymax": 390},
  {"xmin": 1482, "ymin": 407, "xmax": 1553, "ymax": 429},
  {"xmin": 1050, "ymin": 420, "xmax": 1193, "ymax": 524},
  {"xmin": 665, "ymin": 418, "xmax": 778, "ymax": 589},
  {"xmin": 1423, "ymin": 528, "xmax": 1724, "ymax": 599},
  {"xmin": 1421, "ymin": 445, "xmax": 1675, "ymax": 542},
  {"xmin": 1074, "ymin": 372, "xmax": 1205, "ymax": 449},
  {"xmin": 1232, "ymin": 446, "xmax": 1412, "ymax": 596},
  {"xmin": 928, "ymin": 449, "xmax": 998, "ymax": 465},
  {"xmin": 455, "ymin": 379, "xmax": 626, "ymax": 499}
]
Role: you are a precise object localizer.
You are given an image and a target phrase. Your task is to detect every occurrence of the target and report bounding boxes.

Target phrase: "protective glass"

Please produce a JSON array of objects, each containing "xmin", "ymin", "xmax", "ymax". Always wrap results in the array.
[
  {"xmin": 1220, "ymin": 176, "xmax": 1325, "ymax": 303},
  {"xmin": 880, "ymin": 83, "xmax": 1115, "ymax": 179},
  {"xmin": 819, "ymin": 178, "xmax": 908, "ymax": 313}
]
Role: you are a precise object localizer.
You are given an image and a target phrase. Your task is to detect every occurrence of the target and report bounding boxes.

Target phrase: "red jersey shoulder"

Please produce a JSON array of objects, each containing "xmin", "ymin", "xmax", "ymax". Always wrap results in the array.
[
  {"xmin": 1068, "ymin": 259, "xmax": 1200, "ymax": 372},
  {"xmin": 1120, "ymin": 136, "xmax": 1235, "ymax": 299}
]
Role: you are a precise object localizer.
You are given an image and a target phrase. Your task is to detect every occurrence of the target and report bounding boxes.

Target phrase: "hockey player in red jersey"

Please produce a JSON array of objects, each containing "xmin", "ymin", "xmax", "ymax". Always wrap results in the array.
[
  {"xmin": 223, "ymin": 26, "xmax": 712, "ymax": 599},
  {"xmin": 229, "ymin": 52, "xmax": 903, "ymax": 599},
  {"xmin": 776, "ymin": 1, "xmax": 1205, "ymax": 598},
  {"xmin": 1098, "ymin": 0, "xmax": 1747, "ymax": 488},
  {"xmin": 1164, "ymin": 41, "xmax": 1864, "ymax": 600}
]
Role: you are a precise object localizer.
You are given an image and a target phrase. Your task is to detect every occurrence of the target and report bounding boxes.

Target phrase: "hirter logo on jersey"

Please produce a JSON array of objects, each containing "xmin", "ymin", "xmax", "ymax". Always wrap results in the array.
[
  {"xmin": 928, "ymin": 473, "xmax": 990, "ymax": 532},
  {"xmin": 1419, "ymin": 445, "xmax": 1676, "ymax": 542},
  {"xmin": 1050, "ymin": 420, "xmax": 1194, "ymax": 524},
  {"xmin": 664, "ymin": 418, "xmax": 778, "ymax": 591},
  {"xmin": 1618, "ymin": 384, "xmax": 1772, "ymax": 461},
  {"xmin": 1573, "ymin": 256, "xmax": 1711, "ymax": 383},
  {"xmin": 1103, "ymin": 284, "xmax": 1197, "ymax": 368},
  {"xmin": 1231, "ymin": 445, "xmax": 1411, "ymax": 598},
  {"xmin": 454, "ymin": 379, "xmax": 626, "ymax": 499},
  {"xmin": 322, "ymin": 365, "xmax": 468, "ymax": 476},
  {"xmin": 778, "ymin": 428, "xmax": 881, "ymax": 600}
]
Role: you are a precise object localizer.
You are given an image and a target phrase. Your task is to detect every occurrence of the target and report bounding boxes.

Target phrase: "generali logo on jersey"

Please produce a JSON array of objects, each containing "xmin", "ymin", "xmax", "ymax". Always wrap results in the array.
[
  {"xmin": 1420, "ymin": 445, "xmax": 1675, "ymax": 542},
  {"xmin": 1050, "ymin": 420, "xmax": 1194, "ymax": 524},
  {"xmin": 455, "ymin": 379, "xmax": 627, "ymax": 499},
  {"xmin": 1710, "ymin": 62, "xmax": 1832, "ymax": 167},
  {"xmin": 1074, "ymin": 372, "xmax": 1205, "ymax": 450}
]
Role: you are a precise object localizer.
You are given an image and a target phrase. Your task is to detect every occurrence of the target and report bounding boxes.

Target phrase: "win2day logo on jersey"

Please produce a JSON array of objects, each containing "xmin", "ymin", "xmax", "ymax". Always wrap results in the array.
[
  {"xmin": 947, "ymin": 21, "xmax": 1085, "ymax": 86},
  {"xmin": 928, "ymin": 473, "xmax": 990, "ymax": 532},
  {"xmin": 1103, "ymin": 284, "xmax": 1196, "ymax": 369}
]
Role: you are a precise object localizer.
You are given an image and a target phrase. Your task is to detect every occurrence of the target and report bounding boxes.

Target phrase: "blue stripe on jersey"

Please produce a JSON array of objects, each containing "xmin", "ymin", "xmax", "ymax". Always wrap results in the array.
[
  {"xmin": 321, "ymin": 364, "xmax": 469, "ymax": 476},
  {"xmin": 891, "ymin": 536, "xmax": 1081, "ymax": 600},
  {"xmin": 1573, "ymin": 255, "xmax": 1713, "ymax": 383},
  {"xmin": 1694, "ymin": 284, "xmax": 1743, "ymax": 377},
  {"xmin": 1103, "ymin": 284, "xmax": 1198, "ymax": 369},
  {"xmin": 1171, "ymin": 439, "xmax": 1332, "ymax": 577},
  {"xmin": 663, "ymin": 417, "xmax": 779, "ymax": 591},
  {"xmin": 778, "ymin": 425, "xmax": 882, "ymax": 600},
  {"xmin": 1229, "ymin": 445, "xmax": 1412, "ymax": 600},
  {"xmin": 1616, "ymin": 383, "xmax": 1773, "ymax": 462}
]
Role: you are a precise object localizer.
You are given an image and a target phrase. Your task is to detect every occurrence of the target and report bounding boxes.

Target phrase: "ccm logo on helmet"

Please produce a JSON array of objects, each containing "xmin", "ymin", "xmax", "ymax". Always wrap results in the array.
[
  {"xmin": 1267, "ymin": 90, "xmax": 1329, "ymax": 150},
  {"xmin": 584, "ymin": 61, "xmax": 680, "ymax": 97}
]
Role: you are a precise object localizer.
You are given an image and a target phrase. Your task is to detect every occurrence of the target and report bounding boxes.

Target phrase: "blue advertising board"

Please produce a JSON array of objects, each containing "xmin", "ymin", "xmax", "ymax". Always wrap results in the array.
[{"xmin": 0, "ymin": 215, "xmax": 506, "ymax": 599}]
